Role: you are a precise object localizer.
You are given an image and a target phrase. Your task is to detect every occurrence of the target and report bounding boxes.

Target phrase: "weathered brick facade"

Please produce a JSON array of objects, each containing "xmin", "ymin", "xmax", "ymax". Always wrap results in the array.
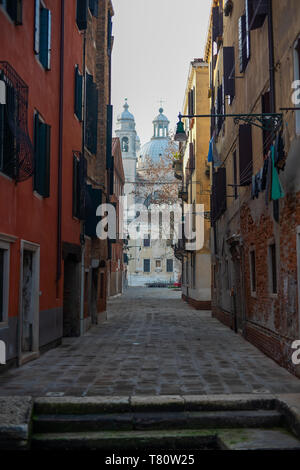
[{"xmin": 207, "ymin": 0, "xmax": 300, "ymax": 376}]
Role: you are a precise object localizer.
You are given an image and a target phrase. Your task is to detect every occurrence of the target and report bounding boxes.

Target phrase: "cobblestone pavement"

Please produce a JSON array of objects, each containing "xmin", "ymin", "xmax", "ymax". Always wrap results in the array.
[{"xmin": 1, "ymin": 288, "xmax": 300, "ymax": 397}]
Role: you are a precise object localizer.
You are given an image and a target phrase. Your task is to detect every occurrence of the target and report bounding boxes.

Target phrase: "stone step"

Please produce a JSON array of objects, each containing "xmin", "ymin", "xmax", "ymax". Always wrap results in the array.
[
  {"xmin": 33, "ymin": 394, "xmax": 277, "ymax": 415},
  {"xmin": 31, "ymin": 427, "xmax": 300, "ymax": 451},
  {"xmin": 33, "ymin": 410, "xmax": 283, "ymax": 434}
]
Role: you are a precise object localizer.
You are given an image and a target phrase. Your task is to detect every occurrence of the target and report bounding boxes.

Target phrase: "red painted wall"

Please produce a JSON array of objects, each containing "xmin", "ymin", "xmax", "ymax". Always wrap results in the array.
[{"xmin": 0, "ymin": 2, "xmax": 82, "ymax": 320}]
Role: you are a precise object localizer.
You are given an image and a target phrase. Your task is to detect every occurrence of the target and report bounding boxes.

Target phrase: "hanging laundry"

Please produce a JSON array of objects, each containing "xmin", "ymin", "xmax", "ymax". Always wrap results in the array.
[
  {"xmin": 271, "ymin": 145, "xmax": 284, "ymax": 201},
  {"xmin": 207, "ymin": 137, "xmax": 213, "ymax": 163}
]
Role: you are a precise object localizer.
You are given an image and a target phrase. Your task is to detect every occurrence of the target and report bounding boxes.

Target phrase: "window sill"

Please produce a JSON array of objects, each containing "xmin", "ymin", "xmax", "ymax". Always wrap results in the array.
[
  {"xmin": 0, "ymin": 321, "xmax": 9, "ymax": 329},
  {"xmin": 0, "ymin": 171, "xmax": 13, "ymax": 182}
]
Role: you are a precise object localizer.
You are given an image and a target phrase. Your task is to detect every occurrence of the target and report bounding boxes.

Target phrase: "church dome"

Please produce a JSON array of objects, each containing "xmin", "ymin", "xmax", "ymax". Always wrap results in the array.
[
  {"xmin": 140, "ymin": 107, "xmax": 175, "ymax": 164},
  {"xmin": 117, "ymin": 99, "xmax": 134, "ymax": 121}
]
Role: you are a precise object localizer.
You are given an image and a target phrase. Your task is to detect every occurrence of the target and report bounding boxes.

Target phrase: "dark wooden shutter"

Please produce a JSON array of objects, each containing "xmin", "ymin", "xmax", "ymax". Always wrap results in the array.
[
  {"xmin": 238, "ymin": 15, "xmax": 248, "ymax": 73},
  {"xmin": 223, "ymin": 46, "xmax": 235, "ymax": 98},
  {"xmin": 34, "ymin": 115, "xmax": 50, "ymax": 197},
  {"xmin": 106, "ymin": 104, "xmax": 113, "ymax": 169},
  {"xmin": 7, "ymin": 0, "xmax": 22, "ymax": 24},
  {"xmin": 144, "ymin": 259, "xmax": 150, "ymax": 273},
  {"xmin": 85, "ymin": 73, "xmax": 98, "ymax": 154},
  {"xmin": 74, "ymin": 66, "xmax": 83, "ymax": 121},
  {"xmin": 212, "ymin": 167, "xmax": 227, "ymax": 222},
  {"xmin": 85, "ymin": 185, "xmax": 102, "ymax": 238},
  {"xmin": 212, "ymin": 6, "xmax": 220, "ymax": 42},
  {"xmin": 107, "ymin": 11, "xmax": 112, "ymax": 54},
  {"xmin": 39, "ymin": 7, "xmax": 51, "ymax": 70},
  {"xmin": 239, "ymin": 124, "xmax": 253, "ymax": 186},
  {"xmin": 167, "ymin": 259, "xmax": 173, "ymax": 273},
  {"xmin": 73, "ymin": 155, "xmax": 79, "ymax": 217},
  {"xmin": 247, "ymin": 0, "xmax": 268, "ymax": 30},
  {"xmin": 89, "ymin": 0, "xmax": 98, "ymax": 17},
  {"xmin": 76, "ymin": 0, "xmax": 88, "ymax": 30},
  {"xmin": 34, "ymin": 0, "xmax": 40, "ymax": 54}
]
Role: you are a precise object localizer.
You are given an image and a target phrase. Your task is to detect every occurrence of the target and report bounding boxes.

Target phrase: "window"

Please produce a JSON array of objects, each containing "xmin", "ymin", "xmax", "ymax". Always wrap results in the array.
[
  {"xmin": 211, "ymin": 167, "xmax": 227, "ymax": 223},
  {"xmin": 269, "ymin": 243, "xmax": 277, "ymax": 294},
  {"xmin": 0, "ymin": 79, "xmax": 16, "ymax": 178},
  {"xmin": 238, "ymin": 15, "xmax": 248, "ymax": 73},
  {"xmin": 85, "ymin": 73, "xmax": 98, "ymax": 154},
  {"xmin": 73, "ymin": 153, "xmax": 86, "ymax": 219},
  {"xmin": 0, "ymin": 241, "xmax": 10, "ymax": 324},
  {"xmin": 144, "ymin": 259, "xmax": 150, "ymax": 273},
  {"xmin": 34, "ymin": 0, "xmax": 51, "ymax": 70},
  {"xmin": 1, "ymin": 0, "xmax": 22, "ymax": 24},
  {"xmin": 74, "ymin": 66, "xmax": 83, "ymax": 121},
  {"xmin": 107, "ymin": 10, "xmax": 112, "ymax": 55},
  {"xmin": 143, "ymin": 236, "xmax": 150, "ymax": 247},
  {"xmin": 167, "ymin": 259, "xmax": 173, "ymax": 273},
  {"xmin": 34, "ymin": 112, "xmax": 51, "ymax": 197},
  {"xmin": 76, "ymin": 0, "xmax": 88, "ymax": 30},
  {"xmin": 250, "ymin": 249, "xmax": 256, "ymax": 293},
  {"xmin": 89, "ymin": 0, "xmax": 98, "ymax": 17},
  {"xmin": 223, "ymin": 47, "xmax": 235, "ymax": 101},
  {"xmin": 155, "ymin": 260, "xmax": 161, "ymax": 268},
  {"xmin": 122, "ymin": 137, "xmax": 129, "ymax": 153}
]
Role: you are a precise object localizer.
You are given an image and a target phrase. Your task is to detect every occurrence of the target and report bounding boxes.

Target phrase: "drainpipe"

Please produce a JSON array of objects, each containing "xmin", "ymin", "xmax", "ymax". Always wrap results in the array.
[
  {"xmin": 80, "ymin": 30, "xmax": 87, "ymax": 336},
  {"xmin": 267, "ymin": 0, "xmax": 276, "ymax": 113},
  {"xmin": 57, "ymin": 0, "xmax": 65, "ymax": 284}
]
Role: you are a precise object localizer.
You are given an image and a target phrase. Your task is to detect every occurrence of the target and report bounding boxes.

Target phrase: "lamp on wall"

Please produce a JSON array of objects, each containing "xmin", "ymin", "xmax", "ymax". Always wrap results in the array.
[{"xmin": 174, "ymin": 114, "xmax": 188, "ymax": 142}]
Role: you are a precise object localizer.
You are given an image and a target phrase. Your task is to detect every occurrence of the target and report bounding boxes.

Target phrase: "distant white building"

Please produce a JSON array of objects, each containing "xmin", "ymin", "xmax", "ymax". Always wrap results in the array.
[{"xmin": 117, "ymin": 104, "xmax": 180, "ymax": 287}]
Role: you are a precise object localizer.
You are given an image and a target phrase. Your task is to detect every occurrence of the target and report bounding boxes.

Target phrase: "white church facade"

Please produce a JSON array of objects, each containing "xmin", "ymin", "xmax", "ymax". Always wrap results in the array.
[{"xmin": 116, "ymin": 100, "xmax": 181, "ymax": 287}]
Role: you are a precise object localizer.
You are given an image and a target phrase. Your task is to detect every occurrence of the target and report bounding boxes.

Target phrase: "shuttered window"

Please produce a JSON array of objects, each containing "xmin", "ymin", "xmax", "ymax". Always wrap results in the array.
[
  {"xmin": 106, "ymin": 104, "xmax": 113, "ymax": 169},
  {"xmin": 167, "ymin": 259, "xmax": 173, "ymax": 273},
  {"xmin": 246, "ymin": 0, "xmax": 268, "ymax": 31},
  {"xmin": 188, "ymin": 88, "xmax": 195, "ymax": 116},
  {"xmin": 239, "ymin": 124, "xmax": 253, "ymax": 186},
  {"xmin": 107, "ymin": 11, "xmax": 112, "ymax": 54},
  {"xmin": 223, "ymin": 47, "xmax": 235, "ymax": 99},
  {"xmin": 144, "ymin": 259, "xmax": 150, "ymax": 273},
  {"xmin": 5, "ymin": 0, "xmax": 22, "ymax": 24},
  {"xmin": 238, "ymin": 15, "xmax": 248, "ymax": 73},
  {"xmin": 34, "ymin": 112, "xmax": 51, "ymax": 197},
  {"xmin": 34, "ymin": 1, "xmax": 51, "ymax": 70},
  {"xmin": 0, "ymin": 82, "xmax": 16, "ymax": 178},
  {"xmin": 89, "ymin": 0, "xmax": 98, "ymax": 17},
  {"xmin": 211, "ymin": 167, "xmax": 227, "ymax": 222},
  {"xmin": 72, "ymin": 153, "xmax": 86, "ymax": 219},
  {"xmin": 85, "ymin": 184, "xmax": 102, "ymax": 238},
  {"xmin": 212, "ymin": 6, "xmax": 223, "ymax": 43},
  {"xmin": 74, "ymin": 66, "xmax": 83, "ymax": 121},
  {"xmin": 85, "ymin": 73, "xmax": 98, "ymax": 154},
  {"xmin": 76, "ymin": 0, "xmax": 88, "ymax": 30}
]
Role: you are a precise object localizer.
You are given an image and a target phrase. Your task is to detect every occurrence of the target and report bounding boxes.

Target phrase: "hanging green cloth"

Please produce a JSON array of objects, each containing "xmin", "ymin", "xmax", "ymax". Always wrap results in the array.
[{"xmin": 271, "ymin": 145, "xmax": 284, "ymax": 200}]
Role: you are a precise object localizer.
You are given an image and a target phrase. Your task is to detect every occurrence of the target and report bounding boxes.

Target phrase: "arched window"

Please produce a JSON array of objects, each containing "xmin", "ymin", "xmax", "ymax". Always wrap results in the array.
[{"xmin": 122, "ymin": 137, "xmax": 129, "ymax": 152}]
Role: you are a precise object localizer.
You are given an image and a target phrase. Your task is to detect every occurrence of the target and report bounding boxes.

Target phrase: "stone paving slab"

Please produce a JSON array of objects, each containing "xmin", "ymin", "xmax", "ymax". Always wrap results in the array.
[
  {"xmin": 0, "ymin": 288, "xmax": 300, "ymax": 396},
  {"xmin": 0, "ymin": 396, "xmax": 33, "ymax": 446}
]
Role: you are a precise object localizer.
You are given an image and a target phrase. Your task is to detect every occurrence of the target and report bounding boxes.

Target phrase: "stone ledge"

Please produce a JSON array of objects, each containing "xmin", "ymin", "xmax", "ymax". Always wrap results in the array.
[{"xmin": 0, "ymin": 396, "xmax": 33, "ymax": 442}]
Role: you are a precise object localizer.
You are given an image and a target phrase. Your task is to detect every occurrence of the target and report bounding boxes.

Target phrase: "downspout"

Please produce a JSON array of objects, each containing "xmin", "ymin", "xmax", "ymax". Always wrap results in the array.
[
  {"xmin": 57, "ymin": 0, "xmax": 65, "ymax": 284},
  {"xmin": 267, "ymin": 0, "xmax": 276, "ymax": 113},
  {"xmin": 80, "ymin": 30, "xmax": 87, "ymax": 336}
]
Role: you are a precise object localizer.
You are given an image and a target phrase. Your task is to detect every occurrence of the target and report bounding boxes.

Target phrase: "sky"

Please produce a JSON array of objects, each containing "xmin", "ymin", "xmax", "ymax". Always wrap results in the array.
[{"xmin": 111, "ymin": 0, "xmax": 212, "ymax": 146}]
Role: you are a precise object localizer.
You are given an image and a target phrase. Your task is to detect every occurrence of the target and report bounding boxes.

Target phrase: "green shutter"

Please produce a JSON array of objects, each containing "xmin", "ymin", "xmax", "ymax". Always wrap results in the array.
[
  {"xmin": 74, "ymin": 67, "xmax": 83, "ymax": 120},
  {"xmin": 73, "ymin": 155, "xmax": 79, "ymax": 217},
  {"xmin": 39, "ymin": 8, "xmax": 51, "ymax": 70},
  {"xmin": 76, "ymin": 0, "xmax": 88, "ymax": 30},
  {"xmin": 34, "ymin": 115, "xmax": 50, "ymax": 197},
  {"xmin": 44, "ymin": 123, "xmax": 51, "ymax": 197},
  {"xmin": 6, "ymin": 0, "xmax": 22, "ymax": 24}
]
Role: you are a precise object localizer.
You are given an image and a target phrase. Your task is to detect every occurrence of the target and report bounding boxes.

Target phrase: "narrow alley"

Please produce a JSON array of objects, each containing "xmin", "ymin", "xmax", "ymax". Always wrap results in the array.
[{"xmin": 1, "ymin": 288, "xmax": 300, "ymax": 398}]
